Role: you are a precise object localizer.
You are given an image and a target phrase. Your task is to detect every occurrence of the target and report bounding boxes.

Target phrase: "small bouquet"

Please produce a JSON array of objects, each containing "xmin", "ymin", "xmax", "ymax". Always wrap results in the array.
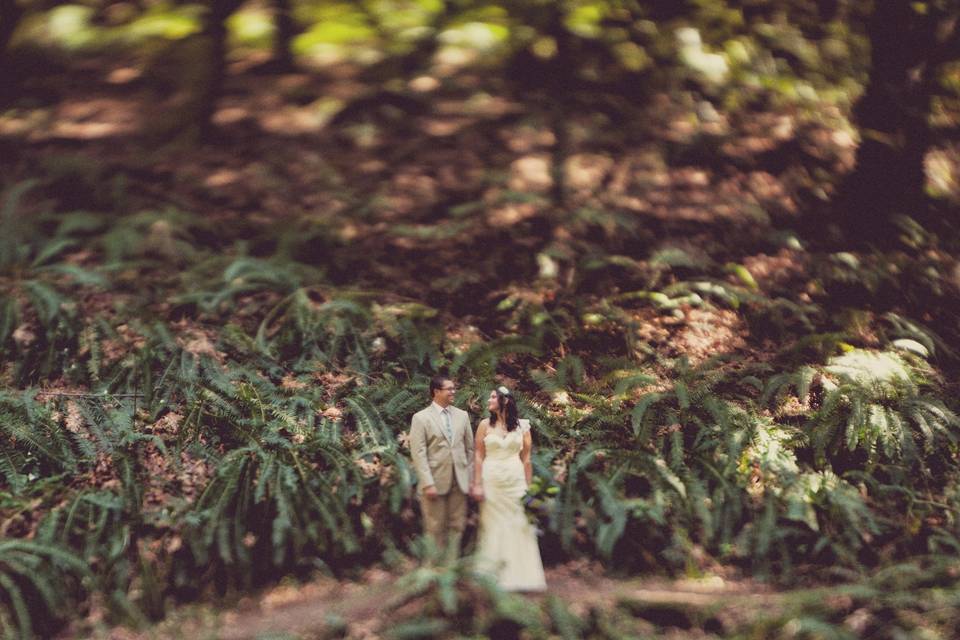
[{"xmin": 522, "ymin": 475, "xmax": 560, "ymax": 536}]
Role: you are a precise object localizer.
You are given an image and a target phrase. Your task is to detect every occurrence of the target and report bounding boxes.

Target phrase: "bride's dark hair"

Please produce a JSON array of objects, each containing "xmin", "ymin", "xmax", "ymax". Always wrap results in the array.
[{"xmin": 490, "ymin": 386, "xmax": 520, "ymax": 432}]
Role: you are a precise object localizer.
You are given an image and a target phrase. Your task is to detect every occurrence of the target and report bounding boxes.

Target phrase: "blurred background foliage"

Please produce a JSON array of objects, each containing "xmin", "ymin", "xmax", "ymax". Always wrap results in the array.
[{"xmin": 2, "ymin": 0, "xmax": 960, "ymax": 637}]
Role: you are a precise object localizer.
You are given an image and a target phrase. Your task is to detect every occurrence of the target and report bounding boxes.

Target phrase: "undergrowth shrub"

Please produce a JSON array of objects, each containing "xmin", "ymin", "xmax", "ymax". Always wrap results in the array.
[
  {"xmin": 0, "ymin": 181, "xmax": 107, "ymax": 384},
  {"xmin": 4, "ymin": 179, "xmax": 960, "ymax": 638},
  {"xmin": 763, "ymin": 347, "xmax": 960, "ymax": 471},
  {"xmin": 0, "ymin": 541, "xmax": 89, "ymax": 639}
]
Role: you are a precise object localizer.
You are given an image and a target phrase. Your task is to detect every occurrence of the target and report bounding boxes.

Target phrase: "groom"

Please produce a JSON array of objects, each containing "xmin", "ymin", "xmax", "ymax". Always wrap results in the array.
[{"xmin": 409, "ymin": 375, "xmax": 474, "ymax": 563}]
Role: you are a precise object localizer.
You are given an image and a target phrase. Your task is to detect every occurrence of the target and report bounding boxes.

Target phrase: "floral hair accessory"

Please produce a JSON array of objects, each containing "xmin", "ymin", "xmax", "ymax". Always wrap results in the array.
[{"xmin": 497, "ymin": 385, "xmax": 511, "ymax": 396}]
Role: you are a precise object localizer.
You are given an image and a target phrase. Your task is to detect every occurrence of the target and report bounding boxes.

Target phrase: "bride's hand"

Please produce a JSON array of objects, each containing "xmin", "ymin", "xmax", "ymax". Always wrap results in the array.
[{"xmin": 471, "ymin": 485, "xmax": 484, "ymax": 501}]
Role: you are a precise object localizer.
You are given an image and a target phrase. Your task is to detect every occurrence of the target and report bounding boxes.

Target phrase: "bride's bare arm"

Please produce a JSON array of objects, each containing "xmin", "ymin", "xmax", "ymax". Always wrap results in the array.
[
  {"xmin": 471, "ymin": 419, "xmax": 488, "ymax": 500},
  {"xmin": 521, "ymin": 430, "xmax": 533, "ymax": 486}
]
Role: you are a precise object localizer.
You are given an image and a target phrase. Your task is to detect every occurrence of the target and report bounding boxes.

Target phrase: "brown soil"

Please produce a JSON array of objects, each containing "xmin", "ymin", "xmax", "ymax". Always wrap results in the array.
[{"xmin": 74, "ymin": 562, "xmax": 781, "ymax": 640}]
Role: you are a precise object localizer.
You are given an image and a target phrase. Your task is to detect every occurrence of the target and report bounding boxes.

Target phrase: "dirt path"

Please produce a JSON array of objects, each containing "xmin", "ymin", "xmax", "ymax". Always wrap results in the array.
[{"xmin": 93, "ymin": 562, "xmax": 783, "ymax": 640}]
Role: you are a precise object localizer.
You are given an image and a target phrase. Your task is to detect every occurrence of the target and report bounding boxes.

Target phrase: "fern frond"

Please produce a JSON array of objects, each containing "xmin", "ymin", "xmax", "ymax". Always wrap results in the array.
[
  {"xmin": 346, "ymin": 395, "xmax": 389, "ymax": 447},
  {"xmin": 631, "ymin": 392, "xmax": 664, "ymax": 440},
  {"xmin": 0, "ymin": 540, "xmax": 89, "ymax": 639},
  {"xmin": 0, "ymin": 180, "xmax": 38, "ymax": 269},
  {"xmin": 450, "ymin": 335, "xmax": 542, "ymax": 377}
]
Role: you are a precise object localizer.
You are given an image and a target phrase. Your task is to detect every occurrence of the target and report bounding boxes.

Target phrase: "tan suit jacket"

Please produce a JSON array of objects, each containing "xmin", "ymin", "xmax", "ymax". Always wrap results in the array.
[{"xmin": 409, "ymin": 404, "xmax": 474, "ymax": 495}]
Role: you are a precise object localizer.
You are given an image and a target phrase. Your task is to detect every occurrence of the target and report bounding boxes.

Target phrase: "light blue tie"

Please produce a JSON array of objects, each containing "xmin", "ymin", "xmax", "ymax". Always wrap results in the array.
[{"xmin": 442, "ymin": 408, "xmax": 453, "ymax": 441}]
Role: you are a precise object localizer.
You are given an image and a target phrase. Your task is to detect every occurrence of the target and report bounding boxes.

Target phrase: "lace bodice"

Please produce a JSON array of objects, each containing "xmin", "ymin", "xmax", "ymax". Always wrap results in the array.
[
  {"xmin": 483, "ymin": 420, "xmax": 530, "ymax": 462},
  {"xmin": 484, "ymin": 428, "xmax": 522, "ymax": 460}
]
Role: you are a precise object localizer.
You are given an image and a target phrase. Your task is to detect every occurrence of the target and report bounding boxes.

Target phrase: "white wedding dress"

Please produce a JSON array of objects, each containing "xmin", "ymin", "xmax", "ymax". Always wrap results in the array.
[{"xmin": 475, "ymin": 420, "xmax": 547, "ymax": 591}]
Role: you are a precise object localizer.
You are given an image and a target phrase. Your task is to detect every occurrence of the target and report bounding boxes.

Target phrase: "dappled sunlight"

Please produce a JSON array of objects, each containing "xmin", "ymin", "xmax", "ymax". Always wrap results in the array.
[
  {"xmin": 672, "ymin": 307, "xmax": 747, "ymax": 365},
  {"xmin": 927, "ymin": 148, "xmax": 959, "ymax": 200},
  {"xmin": 408, "ymin": 74, "xmax": 440, "ymax": 93},
  {"xmin": 419, "ymin": 116, "xmax": 469, "ymax": 136},
  {"xmin": 0, "ymin": 109, "xmax": 49, "ymax": 136},
  {"xmin": 105, "ymin": 66, "xmax": 142, "ymax": 85},
  {"xmin": 3, "ymin": 1, "xmax": 960, "ymax": 638},
  {"xmin": 212, "ymin": 106, "xmax": 250, "ymax": 126},
  {"xmin": 564, "ymin": 153, "xmax": 613, "ymax": 193},
  {"xmin": 203, "ymin": 168, "xmax": 242, "ymax": 188},
  {"xmin": 486, "ymin": 201, "xmax": 540, "ymax": 228},
  {"xmin": 825, "ymin": 350, "xmax": 914, "ymax": 391},
  {"xmin": 44, "ymin": 97, "xmax": 140, "ymax": 139},
  {"xmin": 508, "ymin": 154, "xmax": 553, "ymax": 193},
  {"xmin": 499, "ymin": 124, "xmax": 556, "ymax": 153},
  {"xmin": 741, "ymin": 249, "xmax": 809, "ymax": 291}
]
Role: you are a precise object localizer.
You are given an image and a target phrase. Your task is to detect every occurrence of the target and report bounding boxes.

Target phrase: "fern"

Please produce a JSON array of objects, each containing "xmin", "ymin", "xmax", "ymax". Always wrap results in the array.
[
  {"xmin": 0, "ymin": 392, "xmax": 77, "ymax": 478},
  {"xmin": 663, "ymin": 279, "xmax": 748, "ymax": 310},
  {"xmin": 450, "ymin": 334, "xmax": 542, "ymax": 377},
  {"xmin": 590, "ymin": 471, "xmax": 628, "ymax": 559},
  {"xmin": 174, "ymin": 255, "xmax": 322, "ymax": 316},
  {"xmin": 883, "ymin": 312, "xmax": 957, "ymax": 363},
  {"xmin": 390, "ymin": 316, "xmax": 443, "ymax": 372},
  {"xmin": 903, "ymin": 397, "xmax": 960, "ymax": 452},
  {"xmin": 0, "ymin": 183, "xmax": 105, "ymax": 369},
  {"xmin": 346, "ymin": 395, "xmax": 391, "ymax": 448},
  {"xmin": 532, "ymin": 354, "xmax": 592, "ymax": 396},
  {"xmin": 184, "ymin": 391, "xmax": 369, "ymax": 584},
  {"xmin": 0, "ymin": 180, "xmax": 38, "ymax": 270},
  {"xmin": 386, "ymin": 558, "xmax": 545, "ymax": 637},
  {"xmin": 761, "ymin": 365, "xmax": 816, "ymax": 407},
  {"xmin": 546, "ymin": 594, "xmax": 584, "ymax": 640},
  {"xmin": 769, "ymin": 348, "xmax": 960, "ymax": 469},
  {"xmin": 379, "ymin": 387, "xmax": 422, "ymax": 426},
  {"xmin": 0, "ymin": 540, "xmax": 89, "ymax": 639}
]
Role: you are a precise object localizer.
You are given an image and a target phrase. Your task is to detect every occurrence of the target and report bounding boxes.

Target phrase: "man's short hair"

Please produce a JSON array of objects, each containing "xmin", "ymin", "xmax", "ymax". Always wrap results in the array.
[{"xmin": 430, "ymin": 375, "xmax": 451, "ymax": 397}]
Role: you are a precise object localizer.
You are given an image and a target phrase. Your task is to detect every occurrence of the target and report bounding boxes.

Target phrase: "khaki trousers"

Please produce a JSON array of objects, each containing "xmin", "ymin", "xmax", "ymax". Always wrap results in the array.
[{"xmin": 420, "ymin": 483, "xmax": 467, "ymax": 563}]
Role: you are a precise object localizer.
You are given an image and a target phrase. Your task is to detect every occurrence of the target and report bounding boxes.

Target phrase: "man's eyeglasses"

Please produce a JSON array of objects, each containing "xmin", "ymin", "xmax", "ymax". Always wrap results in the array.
[{"xmin": 440, "ymin": 386, "xmax": 456, "ymax": 392}]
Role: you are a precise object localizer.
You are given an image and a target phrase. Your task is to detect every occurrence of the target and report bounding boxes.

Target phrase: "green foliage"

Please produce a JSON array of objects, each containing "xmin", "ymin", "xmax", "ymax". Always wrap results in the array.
[
  {"xmin": 4, "ymin": 205, "xmax": 960, "ymax": 633},
  {"xmin": 0, "ymin": 181, "xmax": 108, "ymax": 383},
  {"xmin": 96, "ymin": 209, "xmax": 211, "ymax": 267},
  {"xmin": 384, "ymin": 560, "xmax": 546, "ymax": 638},
  {"xmin": 532, "ymin": 354, "xmax": 589, "ymax": 395},
  {"xmin": 36, "ymin": 486, "xmax": 148, "ymax": 624},
  {"xmin": 174, "ymin": 255, "xmax": 324, "ymax": 316},
  {"xmin": 143, "ymin": 356, "xmax": 425, "ymax": 588},
  {"xmin": 883, "ymin": 312, "xmax": 957, "ymax": 363},
  {"xmin": 450, "ymin": 334, "xmax": 543, "ymax": 378},
  {"xmin": 187, "ymin": 439, "xmax": 357, "ymax": 581},
  {"xmin": 527, "ymin": 349, "xmax": 922, "ymax": 575},
  {"xmin": 764, "ymin": 348, "xmax": 960, "ymax": 470},
  {"xmin": 0, "ymin": 540, "xmax": 89, "ymax": 639},
  {"xmin": 1, "ymin": 3, "xmax": 958, "ymax": 629},
  {"xmin": 733, "ymin": 558, "xmax": 960, "ymax": 639},
  {"xmin": 629, "ymin": 356, "xmax": 730, "ymax": 446},
  {"xmin": 0, "ymin": 180, "xmax": 38, "ymax": 271},
  {"xmin": 0, "ymin": 392, "xmax": 77, "ymax": 487}
]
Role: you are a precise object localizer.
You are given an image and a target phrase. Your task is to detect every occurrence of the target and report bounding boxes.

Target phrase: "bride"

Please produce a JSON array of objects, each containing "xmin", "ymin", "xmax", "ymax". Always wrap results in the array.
[{"xmin": 471, "ymin": 385, "xmax": 546, "ymax": 591}]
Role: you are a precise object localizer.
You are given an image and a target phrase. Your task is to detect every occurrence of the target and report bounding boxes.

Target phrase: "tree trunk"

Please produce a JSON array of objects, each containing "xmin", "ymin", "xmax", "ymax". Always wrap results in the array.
[
  {"xmin": 836, "ymin": 1, "xmax": 956, "ymax": 245},
  {"xmin": 197, "ymin": 0, "xmax": 244, "ymax": 140},
  {"xmin": 271, "ymin": 0, "xmax": 295, "ymax": 71}
]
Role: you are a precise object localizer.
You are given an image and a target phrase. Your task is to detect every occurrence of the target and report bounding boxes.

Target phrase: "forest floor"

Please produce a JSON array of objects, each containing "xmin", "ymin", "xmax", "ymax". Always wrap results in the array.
[
  {"xmin": 3, "ymin": 47, "xmax": 861, "ymax": 376},
  {"xmin": 73, "ymin": 560, "xmax": 787, "ymax": 639},
  {"xmin": 6, "ymin": 45, "xmax": 954, "ymax": 640},
  {"xmin": 4, "ymin": 47, "xmax": 851, "ymax": 283}
]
